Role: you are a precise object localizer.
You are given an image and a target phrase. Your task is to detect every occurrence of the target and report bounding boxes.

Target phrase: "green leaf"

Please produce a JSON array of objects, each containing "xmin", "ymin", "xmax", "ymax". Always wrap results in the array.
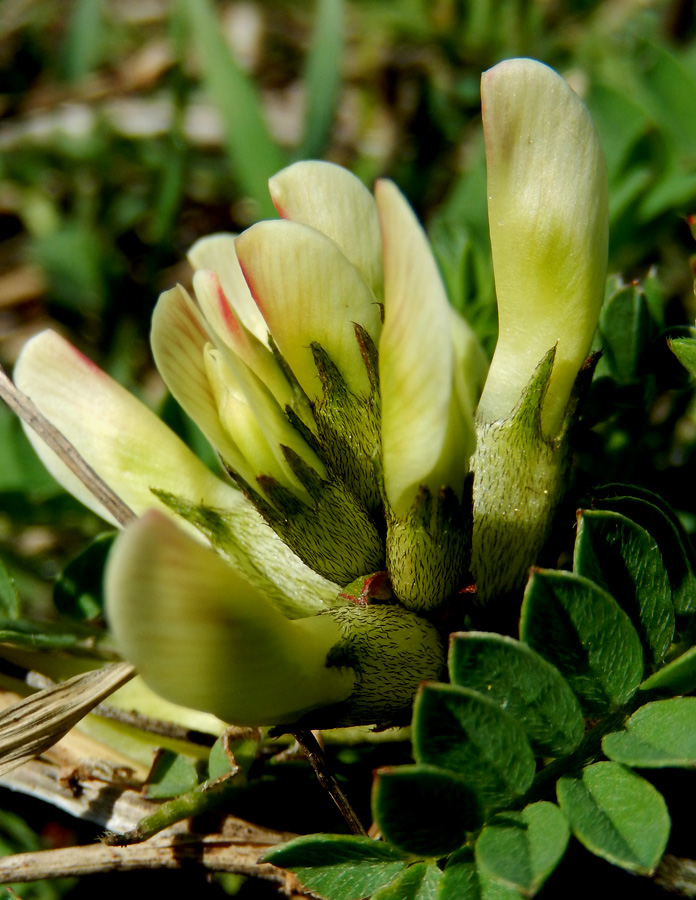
[
  {"xmin": 0, "ymin": 381, "xmax": 60, "ymax": 496},
  {"xmin": 145, "ymin": 750, "xmax": 206, "ymax": 799},
  {"xmin": 207, "ymin": 731, "xmax": 259, "ymax": 781},
  {"xmin": 0, "ymin": 617, "xmax": 102, "ymax": 652},
  {"xmin": 478, "ymin": 878, "xmax": 525, "ymax": 899},
  {"xmin": 0, "ymin": 808, "xmax": 76, "ymax": 898},
  {"xmin": 640, "ymin": 644, "xmax": 696, "ymax": 694},
  {"xmin": 207, "ymin": 736, "xmax": 235, "ymax": 780},
  {"xmin": 475, "ymin": 802, "xmax": 569, "ymax": 896},
  {"xmin": 371, "ymin": 862, "xmax": 441, "ymax": 900},
  {"xmin": 641, "ymin": 166, "xmax": 696, "ymax": 221},
  {"xmin": 301, "ymin": 0, "xmax": 343, "ymax": 158},
  {"xmin": 520, "ymin": 570, "xmax": 644, "ymax": 715},
  {"xmin": 606, "ymin": 165, "xmax": 652, "ymax": 225},
  {"xmin": 636, "ymin": 40, "xmax": 696, "ymax": 157},
  {"xmin": 373, "ymin": 764, "xmax": 481, "ymax": 857},
  {"xmin": 262, "ymin": 835, "xmax": 408, "ymax": 900},
  {"xmin": 32, "ymin": 223, "xmax": 106, "ymax": 313},
  {"xmin": 0, "ymin": 558, "xmax": 20, "ymax": 620},
  {"xmin": 439, "ymin": 849, "xmax": 522, "ymax": 900},
  {"xmin": 574, "ymin": 510, "xmax": 674, "ymax": 665},
  {"xmin": 603, "ymin": 698, "xmax": 696, "ymax": 767},
  {"xmin": 669, "ymin": 334, "xmax": 696, "ymax": 381},
  {"xmin": 175, "ymin": 0, "xmax": 284, "ymax": 217},
  {"xmin": 439, "ymin": 849, "xmax": 481, "ymax": 900},
  {"xmin": 413, "ymin": 684, "xmax": 535, "ymax": 813},
  {"xmin": 587, "ymin": 82, "xmax": 648, "ymax": 181},
  {"xmin": 598, "ymin": 282, "xmax": 655, "ymax": 385},
  {"xmin": 54, "ymin": 533, "xmax": 115, "ymax": 621},
  {"xmin": 591, "ymin": 485, "xmax": 696, "ymax": 616},
  {"xmin": 449, "ymin": 632, "xmax": 584, "ymax": 757},
  {"xmin": 557, "ymin": 762, "xmax": 670, "ymax": 875}
]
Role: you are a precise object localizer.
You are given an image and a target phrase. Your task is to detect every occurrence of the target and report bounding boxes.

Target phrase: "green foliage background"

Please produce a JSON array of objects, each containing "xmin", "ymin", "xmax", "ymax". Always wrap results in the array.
[{"xmin": 3, "ymin": 0, "xmax": 696, "ymax": 897}]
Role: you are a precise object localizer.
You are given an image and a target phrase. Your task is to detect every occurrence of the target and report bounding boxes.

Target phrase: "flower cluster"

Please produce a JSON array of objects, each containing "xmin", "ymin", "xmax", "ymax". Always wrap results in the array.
[{"xmin": 14, "ymin": 58, "xmax": 607, "ymax": 728}]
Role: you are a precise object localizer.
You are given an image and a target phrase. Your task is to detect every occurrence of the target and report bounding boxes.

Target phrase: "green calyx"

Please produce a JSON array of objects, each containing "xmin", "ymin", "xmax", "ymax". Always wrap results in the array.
[
  {"xmin": 386, "ymin": 483, "xmax": 472, "ymax": 613},
  {"xmin": 311, "ymin": 334, "xmax": 382, "ymax": 515},
  {"xmin": 471, "ymin": 347, "xmax": 571, "ymax": 603},
  {"xmin": 235, "ymin": 466, "xmax": 384, "ymax": 587},
  {"xmin": 150, "ymin": 489, "xmax": 344, "ymax": 618},
  {"xmin": 213, "ymin": 331, "xmax": 386, "ymax": 587},
  {"xmin": 294, "ymin": 604, "xmax": 446, "ymax": 729}
]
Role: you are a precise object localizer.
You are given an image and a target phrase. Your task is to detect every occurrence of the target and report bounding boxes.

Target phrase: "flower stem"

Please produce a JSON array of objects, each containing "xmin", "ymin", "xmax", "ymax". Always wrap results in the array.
[{"xmin": 292, "ymin": 730, "xmax": 367, "ymax": 836}]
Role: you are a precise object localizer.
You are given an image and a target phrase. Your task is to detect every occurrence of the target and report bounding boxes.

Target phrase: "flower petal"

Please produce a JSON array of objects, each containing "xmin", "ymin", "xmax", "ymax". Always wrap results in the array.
[
  {"xmin": 203, "ymin": 346, "xmax": 321, "ymax": 502},
  {"xmin": 13, "ymin": 330, "xmax": 339, "ymax": 615},
  {"xmin": 206, "ymin": 499, "xmax": 342, "ymax": 617},
  {"xmin": 193, "ymin": 269, "xmax": 312, "ymax": 425},
  {"xmin": 235, "ymin": 220, "xmax": 382, "ymax": 403},
  {"xmin": 13, "ymin": 330, "xmax": 238, "ymax": 527},
  {"xmin": 479, "ymin": 58, "xmax": 608, "ymax": 436},
  {"xmin": 377, "ymin": 179, "xmax": 475, "ymax": 516},
  {"xmin": 193, "ymin": 270, "xmax": 325, "ymax": 484},
  {"xmin": 203, "ymin": 347, "xmax": 294, "ymax": 486},
  {"xmin": 151, "ymin": 285, "xmax": 253, "ymax": 479},
  {"xmin": 187, "ymin": 233, "xmax": 268, "ymax": 343},
  {"xmin": 269, "ymin": 160, "xmax": 384, "ymax": 299},
  {"xmin": 449, "ymin": 306, "xmax": 489, "ymax": 419},
  {"xmin": 105, "ymin": 512, "xmax": 355, "ymax": 725}
]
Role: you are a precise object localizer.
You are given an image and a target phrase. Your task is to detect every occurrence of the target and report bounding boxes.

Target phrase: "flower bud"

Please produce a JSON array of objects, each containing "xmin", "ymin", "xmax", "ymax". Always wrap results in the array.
[{"xmin": 471, "ymin": 59, "xmax": 608, "ymax": 601}]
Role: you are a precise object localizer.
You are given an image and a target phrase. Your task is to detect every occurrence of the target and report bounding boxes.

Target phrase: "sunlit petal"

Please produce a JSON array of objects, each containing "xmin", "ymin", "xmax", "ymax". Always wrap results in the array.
[
  {"xmin": 151, "ymin": 285, "xmax": 249, "ymax": 473},
  {"xmin": 269, "ymin": 160, "xmax": 384, "ymax": 299},
  {"xmin": 187, "ymin": 233, "xmax": 268, "ymax": 343},
  {"xmin": 105, "ymin": 512, "xmax": 354, "ymax": 725},
  {"xmin": 479, "ymin": 58, "xmax": 608, "ymax": 436},
  {"xmin": 235, "ymin": 220, "xmax": 382, "ymax": 403},
  {"xmin": 377, "ymin": 179, "xmax": 475, "ymax": 515},
  {"xmin": 13, "ymin": 330, "xmax": 237, "ymax": 527},
  {"xmin": 193, "ymin": 269, "xmax": 309, "ymax": 424}
]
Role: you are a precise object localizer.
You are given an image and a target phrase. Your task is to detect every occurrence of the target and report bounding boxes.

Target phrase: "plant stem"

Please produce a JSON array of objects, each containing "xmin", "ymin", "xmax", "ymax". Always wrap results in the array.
[{"xmin": 292, "ymin": 730, "xmax": 367, "ymax": 836}]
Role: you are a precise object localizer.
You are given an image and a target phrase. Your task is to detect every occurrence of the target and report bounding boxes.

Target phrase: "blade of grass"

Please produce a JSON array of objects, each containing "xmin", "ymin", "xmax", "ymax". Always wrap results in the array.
[
  {"xmin": 301, "ymin": 0, "xmax": 343, "ymax": 159},
  {"xmin": 174, "ymin": 0, "xmax": 285, "ymax": 218},
  {"xmin": 62, "ymin": 0, "xmax": 104, "ymax": 82}
]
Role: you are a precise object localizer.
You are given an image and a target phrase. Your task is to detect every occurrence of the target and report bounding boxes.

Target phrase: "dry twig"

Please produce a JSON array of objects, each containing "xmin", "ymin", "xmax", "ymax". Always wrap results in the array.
[{"xmin": 0, "ymin": 732, "xmax": 304, "ymax": 895}]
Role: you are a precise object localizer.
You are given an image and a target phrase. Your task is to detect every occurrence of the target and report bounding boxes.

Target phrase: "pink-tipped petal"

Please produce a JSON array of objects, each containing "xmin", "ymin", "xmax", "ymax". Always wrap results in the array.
[
  {"xmin": 193, "ymin": 269, "xmax": 313, "ymax": 427},
  {"xmin": 151, "ymin": 285, "xmax": 247, "ymax": 471},
  {"xmin": 269, "ymin": 161, "xmax": 384, "ymax": 299},
  {"xmin": 187, "ymin": 233, "xmax": 268, "ymax": 343},
  {"xmin": 235, "ymin": 220, "xmax": 382, "ymax": 403},
  {"xmin": 13, "ymin": 330, "xmax": 238, "ymax": 526}
]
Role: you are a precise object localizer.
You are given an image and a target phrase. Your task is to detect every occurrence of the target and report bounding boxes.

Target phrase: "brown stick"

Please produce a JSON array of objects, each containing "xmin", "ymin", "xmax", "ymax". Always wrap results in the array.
[
  {"xmin": 655, "ymin": 855, "xmax": 696, "ymax": 896},
  {"xmin": 293, "ymin": 730, "xmax": 367, "ymax": 836},
  {"xmin": 0, "ymin": 835, "xmax": 288, "ymax": 884},
  {"xmin": 0, "ymin": 752, "xmax": 304, "ymax": 894},
  {"xmin": 0, "ymin": 365, "xmax": 135, "ymax": 526}
]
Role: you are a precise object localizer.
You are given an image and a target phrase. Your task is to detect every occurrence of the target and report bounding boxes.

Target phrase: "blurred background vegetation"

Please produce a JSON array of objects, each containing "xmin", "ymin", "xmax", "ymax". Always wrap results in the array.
[{"xmin": 2, "ymin": 0, "xmax": 696, "ymax": 896}]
